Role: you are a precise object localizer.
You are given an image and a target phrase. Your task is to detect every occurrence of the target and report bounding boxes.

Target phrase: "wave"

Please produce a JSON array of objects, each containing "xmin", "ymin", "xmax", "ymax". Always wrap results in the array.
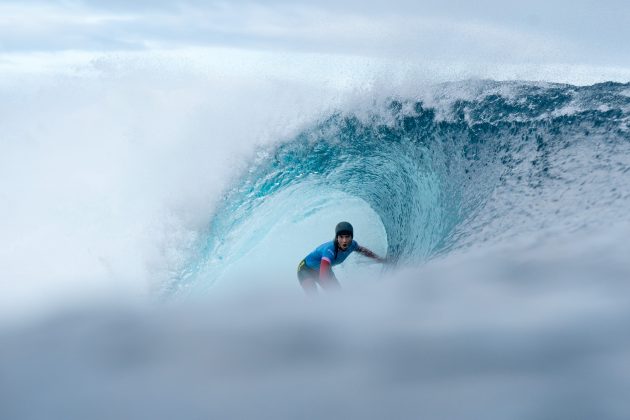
[
  {"xmin": 165, "ymin": 80, "xmax": 630, "ymax": 295},
  {"xmin": 3, "ymin": 76, "xmax": 630, "ymax": 420}
]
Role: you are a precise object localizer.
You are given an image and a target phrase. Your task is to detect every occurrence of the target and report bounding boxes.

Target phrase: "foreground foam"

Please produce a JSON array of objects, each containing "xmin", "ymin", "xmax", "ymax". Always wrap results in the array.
[{"xmin": 2, "ymin": 222, "xmax": 630, "ymax": 419}]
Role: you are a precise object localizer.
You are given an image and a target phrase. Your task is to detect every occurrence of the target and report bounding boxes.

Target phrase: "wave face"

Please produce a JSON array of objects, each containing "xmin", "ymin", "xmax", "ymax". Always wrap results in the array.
[{"xmin": 166, "ymin": 80, "xmax": 630, "ymax": 295}]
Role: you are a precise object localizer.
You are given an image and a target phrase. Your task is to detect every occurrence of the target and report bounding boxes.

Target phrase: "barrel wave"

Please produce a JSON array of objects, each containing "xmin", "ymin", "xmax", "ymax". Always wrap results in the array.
[
  {"xmin": 166, "ymin": 80, "xmax": 630, "ymax": 295},
  {"xmin": 4, "ymin": 79, "xmax": 630, "ymax": 420}
]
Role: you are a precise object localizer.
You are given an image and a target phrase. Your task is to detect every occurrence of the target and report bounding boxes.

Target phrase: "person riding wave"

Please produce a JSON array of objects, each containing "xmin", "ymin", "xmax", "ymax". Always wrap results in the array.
[{"xmin": 297, "ymin": 221, "xmax": 386, "ymax": 294}]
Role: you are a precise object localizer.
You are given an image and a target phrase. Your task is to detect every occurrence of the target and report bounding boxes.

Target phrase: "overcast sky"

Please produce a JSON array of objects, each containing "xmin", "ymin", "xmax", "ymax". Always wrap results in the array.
[{"xmin": 0, "ymin": 0, "xmax": 628, "ymax": 83}]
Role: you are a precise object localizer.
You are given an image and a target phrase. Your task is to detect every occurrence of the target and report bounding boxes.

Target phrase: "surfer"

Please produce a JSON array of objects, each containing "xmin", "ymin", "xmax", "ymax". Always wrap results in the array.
[{"xmin": 297, "ymin": 221, "xmax": 386, "ymax": 294}]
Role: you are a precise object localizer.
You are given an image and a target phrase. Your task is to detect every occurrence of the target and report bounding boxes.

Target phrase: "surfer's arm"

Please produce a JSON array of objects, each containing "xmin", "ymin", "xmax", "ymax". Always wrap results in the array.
[
  {"xmin": 318, "ymin": 258, "xmax": 341, "ymax": 289},
  {"xmin": 319, "ymin": 257, "xmax": 332, "ymax": 280},
  {"xmin": 357, "ymin": 245, "xmax": 386, "ymax": 263}
]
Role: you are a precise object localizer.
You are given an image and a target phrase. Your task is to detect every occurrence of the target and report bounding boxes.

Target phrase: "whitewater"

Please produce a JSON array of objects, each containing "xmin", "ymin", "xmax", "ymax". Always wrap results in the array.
[{"xmin": 1, "ymin": 47, "xmax": 630, "ymax": 419}]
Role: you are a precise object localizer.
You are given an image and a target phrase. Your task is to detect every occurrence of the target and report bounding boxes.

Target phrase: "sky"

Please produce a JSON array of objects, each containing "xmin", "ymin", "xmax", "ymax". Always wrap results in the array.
[{"xmin": 1, "ymin": 0, "xmax": 629, "ymax": 76}]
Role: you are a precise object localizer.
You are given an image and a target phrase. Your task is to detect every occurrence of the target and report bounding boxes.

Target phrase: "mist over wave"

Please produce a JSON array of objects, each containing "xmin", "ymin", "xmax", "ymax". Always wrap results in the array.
[{"xmin": 1, "ymin": 48, "xmax": 630, "ymax": 419}]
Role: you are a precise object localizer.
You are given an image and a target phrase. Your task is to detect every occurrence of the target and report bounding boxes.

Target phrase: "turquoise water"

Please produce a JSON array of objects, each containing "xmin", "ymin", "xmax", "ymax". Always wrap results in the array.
[{"xmin": 167, "ymin": 80, "xmax": 630, "ymax": 294}]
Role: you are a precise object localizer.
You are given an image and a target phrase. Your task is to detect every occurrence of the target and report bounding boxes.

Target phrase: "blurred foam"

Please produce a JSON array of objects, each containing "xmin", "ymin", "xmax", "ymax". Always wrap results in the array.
[{"xmin": 1, "ymin": 221, "xmax": 630, "ymax": 419}]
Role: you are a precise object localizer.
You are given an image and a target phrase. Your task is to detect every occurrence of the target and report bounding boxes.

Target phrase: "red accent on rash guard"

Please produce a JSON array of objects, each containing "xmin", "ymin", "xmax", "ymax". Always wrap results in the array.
[{"xmin": 320, "ymin": 258, "xmax": 331, "ymax": 280}]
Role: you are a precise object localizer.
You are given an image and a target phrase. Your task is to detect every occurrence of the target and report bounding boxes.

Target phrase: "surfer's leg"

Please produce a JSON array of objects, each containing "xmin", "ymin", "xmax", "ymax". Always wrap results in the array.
[
  {"xmin": 297, "ymin": 260, "xmax": 318, "ymax": 295},
  {"xmin": 299, "ymin": 277, "xmax": 318, "ymax": 295}
]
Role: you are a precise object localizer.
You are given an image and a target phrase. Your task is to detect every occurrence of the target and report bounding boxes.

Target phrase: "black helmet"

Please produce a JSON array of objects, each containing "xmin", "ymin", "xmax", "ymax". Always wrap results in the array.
[{"xmin": 335, "ymin": 221, "xmax": 354, "ymax": 237}]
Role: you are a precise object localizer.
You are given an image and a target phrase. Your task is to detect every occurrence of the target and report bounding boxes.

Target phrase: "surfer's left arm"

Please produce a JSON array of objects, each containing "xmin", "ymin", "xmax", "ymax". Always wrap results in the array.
[{"xmin": 356, "ymin": 245, "xmax": 386, "ymax": 263}]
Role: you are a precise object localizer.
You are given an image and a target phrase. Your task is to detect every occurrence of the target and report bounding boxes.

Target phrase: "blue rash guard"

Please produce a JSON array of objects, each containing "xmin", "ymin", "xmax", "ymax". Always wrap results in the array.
[{"xmin": 304, "ymin": 240, "xmax": 359, "ymax": 271}]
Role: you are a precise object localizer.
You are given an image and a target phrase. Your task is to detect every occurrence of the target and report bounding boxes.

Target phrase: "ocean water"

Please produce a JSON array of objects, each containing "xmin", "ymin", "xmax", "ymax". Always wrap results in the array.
[{"xmin": 1, "ymin": 50, "xmax": 630, "ymax": 419}]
